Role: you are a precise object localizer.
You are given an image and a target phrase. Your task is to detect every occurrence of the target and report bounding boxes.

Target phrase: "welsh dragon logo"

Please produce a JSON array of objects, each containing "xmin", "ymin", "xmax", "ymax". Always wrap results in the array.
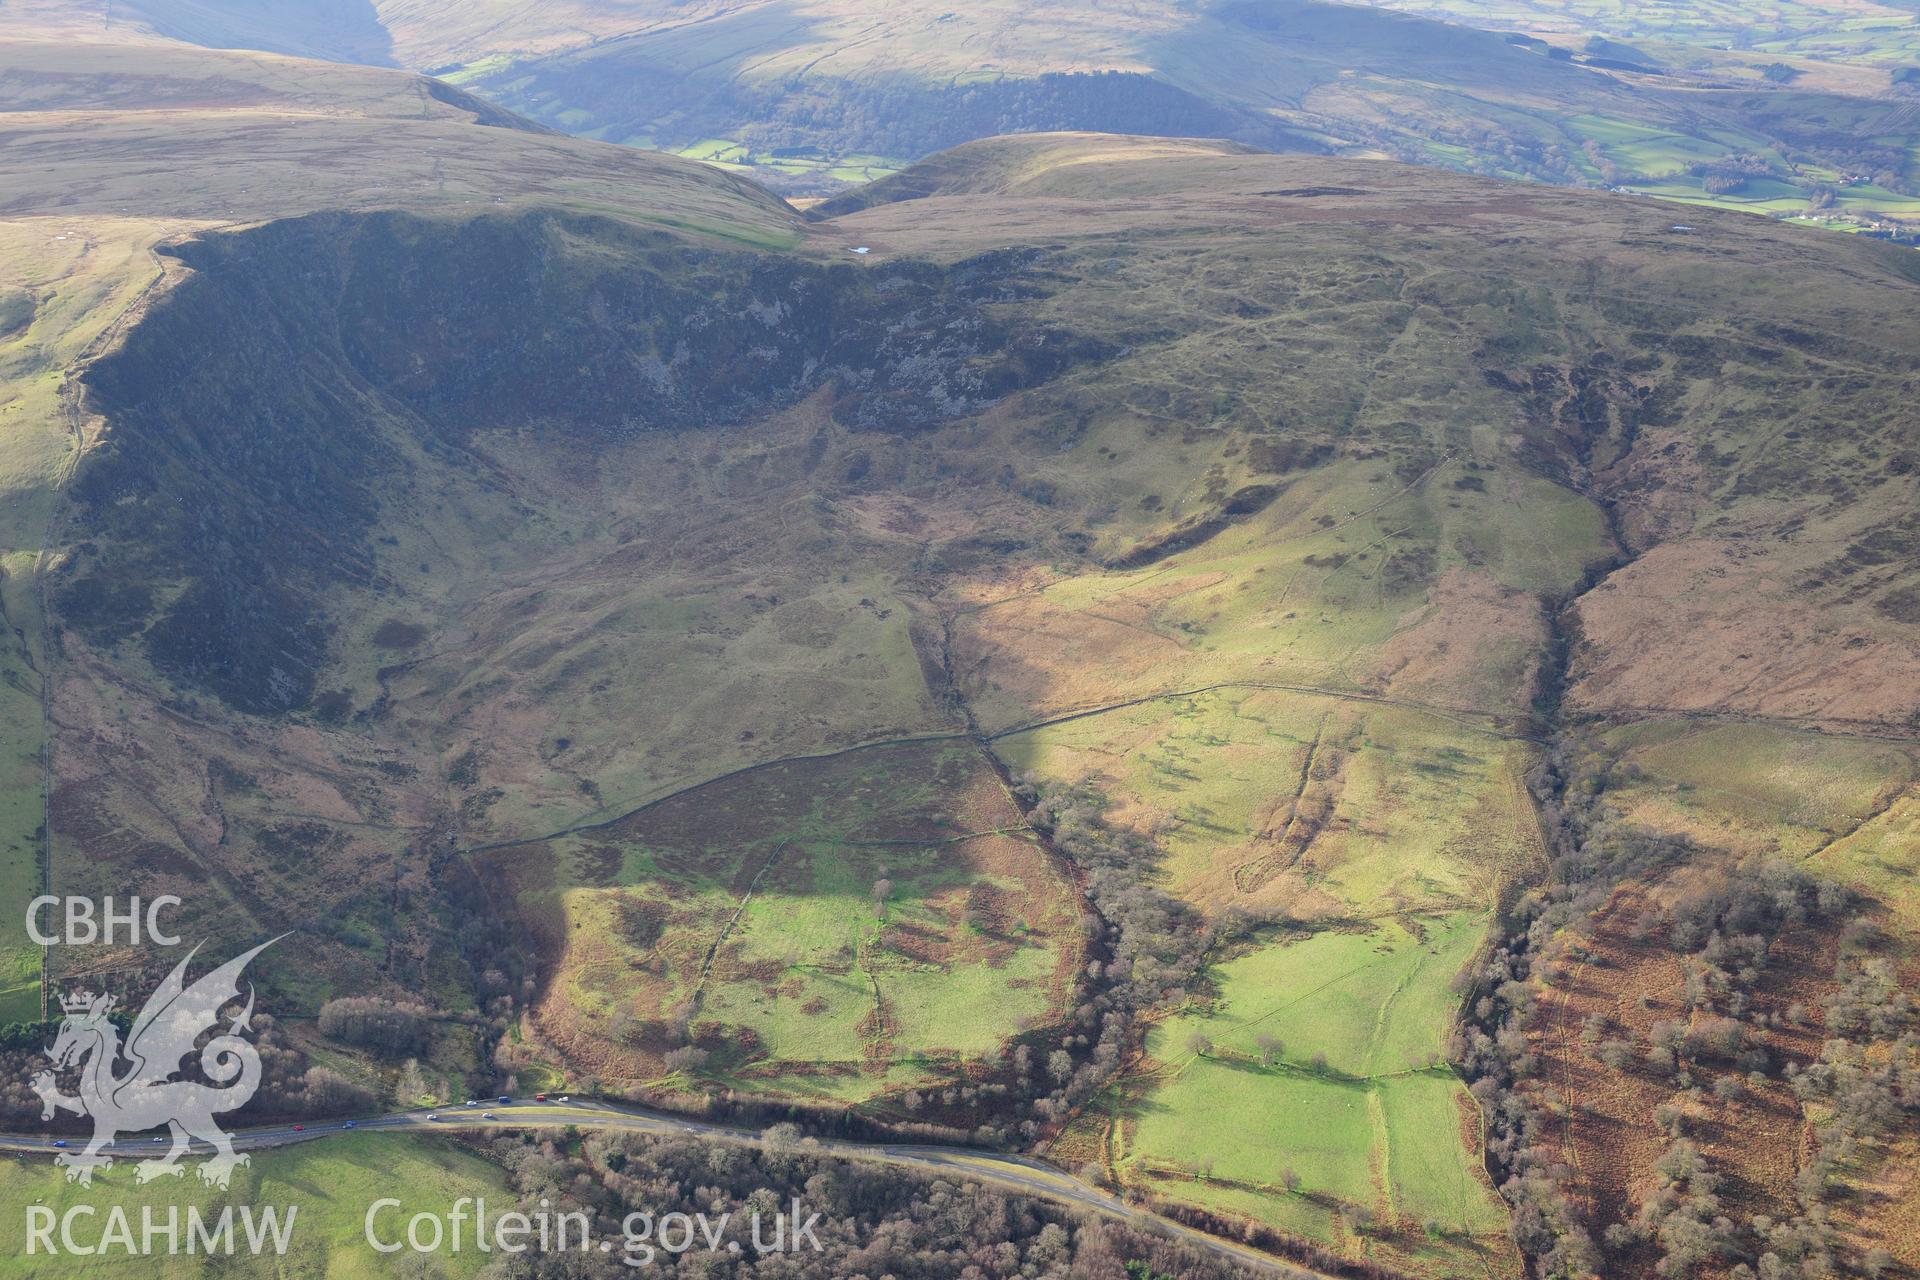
[{"xmin": 32, "ymin": 938, "xmax": 279, "ymax": 1188}]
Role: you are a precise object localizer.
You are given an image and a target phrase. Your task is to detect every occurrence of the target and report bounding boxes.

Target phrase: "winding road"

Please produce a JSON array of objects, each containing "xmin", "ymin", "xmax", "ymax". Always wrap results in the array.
[{"xmin": 0, "ymin": 1097, "xmax": 1333, "ymax": 1279}]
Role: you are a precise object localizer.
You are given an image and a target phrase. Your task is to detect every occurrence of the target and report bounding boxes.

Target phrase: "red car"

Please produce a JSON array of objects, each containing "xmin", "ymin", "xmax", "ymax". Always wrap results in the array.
[
  {"xmin": 292, "ymin": 1124, "xmax": 304, "ymax": 1131},
  {"xmin": 534, "ymin": 1093, "xmax": 547, "ymax": 1101}
]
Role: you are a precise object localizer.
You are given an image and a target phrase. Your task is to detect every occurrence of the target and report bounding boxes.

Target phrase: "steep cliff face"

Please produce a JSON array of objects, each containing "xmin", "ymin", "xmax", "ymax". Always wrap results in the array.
[{"xmin": 65, "ymin": 209, "xmax": 1109, "ymax": 713}]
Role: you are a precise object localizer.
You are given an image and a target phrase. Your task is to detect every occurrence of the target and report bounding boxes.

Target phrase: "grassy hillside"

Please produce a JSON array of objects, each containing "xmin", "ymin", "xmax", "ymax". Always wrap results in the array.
[
  {"xmin": 0, "ymin": 37, "xmax": 799, "ymax": 1019},
  {"xmin": 20, "ymin": 117, "xmax": 1916, "ymax": 1274},
  {"xmin": 818, "ymin": 136, "xmax": 1916, "ymax": 1274},
  {"xmin": 3, "ymin": 28, "xmax": 1917, "ymax": 1271}
]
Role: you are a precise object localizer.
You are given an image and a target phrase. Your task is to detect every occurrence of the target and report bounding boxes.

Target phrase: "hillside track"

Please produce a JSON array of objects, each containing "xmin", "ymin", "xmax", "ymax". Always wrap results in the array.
[{"xmin": 470, "ymin": 679, "xmax": 1538, "ymax": 854}]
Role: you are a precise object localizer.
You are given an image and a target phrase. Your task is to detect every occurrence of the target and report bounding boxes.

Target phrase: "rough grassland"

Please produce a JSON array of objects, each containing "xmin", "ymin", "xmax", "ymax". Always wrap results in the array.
[
  {"xmin": 998, "ymin": 694, "xmax": 1545, "ymax": 918},
  {"xmin": 1594, "ymin": 721, "xmax": 1916, "ymax": 861}
]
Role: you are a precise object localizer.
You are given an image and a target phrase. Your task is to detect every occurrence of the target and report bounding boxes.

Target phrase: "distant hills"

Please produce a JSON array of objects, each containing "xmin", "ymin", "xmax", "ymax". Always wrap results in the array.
[{"xmin": 7, "ymin": 0, "xmax": 1918, "ymax": 224}]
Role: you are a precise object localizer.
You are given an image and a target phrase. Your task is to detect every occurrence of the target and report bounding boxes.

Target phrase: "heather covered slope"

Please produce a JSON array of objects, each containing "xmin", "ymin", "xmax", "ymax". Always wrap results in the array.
[
  {"xmin": 19, "ymin": 116, "xmax": 1918, "ymax": 1274},
  {"xmin": 0, "ymin": 36, "xmax": 799, "ymax": 1023}
]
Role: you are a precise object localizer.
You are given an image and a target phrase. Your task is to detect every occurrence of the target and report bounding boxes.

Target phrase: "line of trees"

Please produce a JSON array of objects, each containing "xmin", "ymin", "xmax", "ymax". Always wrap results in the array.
[
  {"xmin": 1007, "ymin": 779, "xmax": 1227, "ymax": 1140},
  {"xmin": 473, "ymin": 1126, "xmax": 1272, "ymax": 1279},
  {"xmin": 316, "ymin": 995, "xmax": 433, "ymax": 1056}
]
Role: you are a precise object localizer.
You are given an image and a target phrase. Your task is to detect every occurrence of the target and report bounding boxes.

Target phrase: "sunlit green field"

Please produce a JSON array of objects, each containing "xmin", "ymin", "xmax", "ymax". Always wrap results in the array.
[
  {"xmin": 1110, "ymin": 913, "xmax": 1504, "ymax": 1245},
  {"xmin": 1000, "ymin": 693, "xmax": 1544, "ymax": 915},
  {"xmin": 1561, "ymin": 109, "xmax": 1920, "ymax": 225},
  {"xmin": 0, "ymin": 1136, "xmax": 511, "ymax": 1278},
  {"xmin": 673, "ymin": 137, "xmax": 906, "ymax": 186},
  {"xmin": 494, "ymin": 740, "xmax": 1082, "ymax": 1101}
]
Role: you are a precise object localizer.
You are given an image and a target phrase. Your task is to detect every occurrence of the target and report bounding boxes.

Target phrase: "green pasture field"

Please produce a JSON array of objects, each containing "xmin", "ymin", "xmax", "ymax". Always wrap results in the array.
[
  {"xmin": 674, "ymin": 136, "xmax": 906, "ymax": 186},
  {"xmin": 0, "ymin": 1135, "xmax": 511, "ymax": 1278},
  {"xmin": 1106, "ymin": 917, "xmax": 1506, "ymax": 1265},
  {"xmin": 1562, "ymin": 107, "xmax": 1920, "ymax": 225},
  {"xmin": 989, "ymin": 521, "xmax": 1535, "ymax": 1270},
  {"xmin": 499, "ymin": 740, "xmax": 1082, "ymax": 1101},
  {"xmin": 1154, "ymin": 912, "xmax": 1492, "ymax": 1076},
  {"xmin": 699, "ymin": 833, "xmax": 1070, "ymax": 1097},
  {"xmin": 1354, "ymin": 0, "xmax": 1920, "ymax": 68}
]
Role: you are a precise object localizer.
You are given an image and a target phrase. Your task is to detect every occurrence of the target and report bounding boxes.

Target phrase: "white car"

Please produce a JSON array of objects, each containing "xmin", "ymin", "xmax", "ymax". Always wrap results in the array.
[{"xmin": 427, "ymin": 1113, "xmax": 439, "ymax": 1121}]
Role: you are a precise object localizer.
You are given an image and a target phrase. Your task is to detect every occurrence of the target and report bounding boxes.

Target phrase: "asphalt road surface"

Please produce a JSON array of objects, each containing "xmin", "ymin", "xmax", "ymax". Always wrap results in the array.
[{"xmin": 0, "ymin": 1097, "xmax": 1332, "ymax": 1278}]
